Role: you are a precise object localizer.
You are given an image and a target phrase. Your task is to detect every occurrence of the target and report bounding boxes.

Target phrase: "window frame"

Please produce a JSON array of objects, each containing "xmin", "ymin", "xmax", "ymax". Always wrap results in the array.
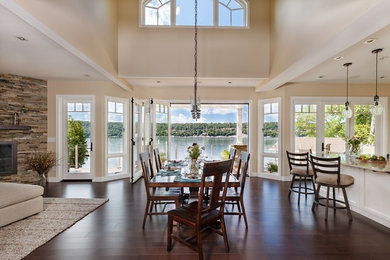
[
  {"xmin": 290, "ymin": 96, "xmax": 387, "ymax": 156},
  {"xmin": 140, "ymin": 0, "xmax": 249, "ymax": 28}
]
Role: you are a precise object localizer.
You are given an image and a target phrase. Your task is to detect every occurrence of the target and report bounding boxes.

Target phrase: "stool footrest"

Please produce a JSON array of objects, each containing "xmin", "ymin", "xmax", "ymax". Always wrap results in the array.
[{"xmin": 314, "ymin": 197, "xmax": 348, "ymax": 209}]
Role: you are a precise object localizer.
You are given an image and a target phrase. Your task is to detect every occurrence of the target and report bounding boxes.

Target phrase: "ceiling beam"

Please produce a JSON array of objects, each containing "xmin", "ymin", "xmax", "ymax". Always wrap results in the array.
[
  {"xmin": 0, "ymin": 0, "xmax": 133, "ymax": 92},
  {"xmin": 256, "ymin": 0, "xmax": 390, "ymax": 92}
]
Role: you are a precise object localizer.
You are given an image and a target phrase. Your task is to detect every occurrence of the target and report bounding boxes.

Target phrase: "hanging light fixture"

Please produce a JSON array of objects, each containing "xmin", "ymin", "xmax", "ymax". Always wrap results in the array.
[
  {"xmin": 342, "ymin": 62, "xmax": 353, "ymax": 119},
  {"xmin": 371, "ymin": 48, "xmax": 383, "ymax": 116},
  {"xmin": 191, "ymin": 0, "xmax": 201, "ymax": 120}
]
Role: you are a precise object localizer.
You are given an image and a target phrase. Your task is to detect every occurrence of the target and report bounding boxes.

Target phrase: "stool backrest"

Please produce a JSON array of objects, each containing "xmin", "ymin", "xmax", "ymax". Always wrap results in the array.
[
  {"xmin": 286, "ymin": 151, "xmax": 309, "ymax": 172},
  {"xmin": 310, "ymin": 155, "xmax": 341, "ymax": 184}
]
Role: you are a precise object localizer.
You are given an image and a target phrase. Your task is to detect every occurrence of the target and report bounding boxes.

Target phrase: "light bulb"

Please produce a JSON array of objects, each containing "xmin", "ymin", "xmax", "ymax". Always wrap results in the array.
[
  {"xmin": 342, "ymin": 106, "xmax": 353, "ymax": 119},
  {"xmin": 372, "ymin": 102, "xmax": 383, "ymax": 116}
]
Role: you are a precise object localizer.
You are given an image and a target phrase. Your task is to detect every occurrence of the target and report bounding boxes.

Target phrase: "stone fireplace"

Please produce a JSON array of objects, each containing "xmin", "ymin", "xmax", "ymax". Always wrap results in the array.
[{"xmin": 0, "ymin": 73, "xmax": 47, "ymax": 178}]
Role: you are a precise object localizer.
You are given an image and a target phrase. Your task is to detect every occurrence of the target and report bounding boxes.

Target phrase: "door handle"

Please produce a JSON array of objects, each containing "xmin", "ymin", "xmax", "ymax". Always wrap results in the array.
[
  {"xmin": 131, "ymin": 138, "xmax": 135, "ymax": 146},
  {"xmin": 321, "ymin": 142, "xmax": 324, "ymax": 152},
  {"xmin": 90, "ymin": 142, "xmax": 93, "ymax": 152}
]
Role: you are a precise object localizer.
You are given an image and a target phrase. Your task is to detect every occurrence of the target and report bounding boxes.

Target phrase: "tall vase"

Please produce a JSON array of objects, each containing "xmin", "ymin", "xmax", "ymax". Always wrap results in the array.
[{"xmin": 190, "ymin": 158, "xmax": 199, "ymax": 177}]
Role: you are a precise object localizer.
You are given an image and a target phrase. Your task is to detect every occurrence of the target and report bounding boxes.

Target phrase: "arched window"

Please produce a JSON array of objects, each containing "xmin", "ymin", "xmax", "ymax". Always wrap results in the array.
[{"xmin": 141, "ymin": 0, "xmax": 248, "ymax": 27}]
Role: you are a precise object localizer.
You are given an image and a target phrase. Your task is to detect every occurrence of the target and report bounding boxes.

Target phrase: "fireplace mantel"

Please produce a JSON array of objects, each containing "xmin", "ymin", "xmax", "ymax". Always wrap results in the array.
[{"xmin": 0, "ymin": 125, "xmax": 31, "ymax": 130}]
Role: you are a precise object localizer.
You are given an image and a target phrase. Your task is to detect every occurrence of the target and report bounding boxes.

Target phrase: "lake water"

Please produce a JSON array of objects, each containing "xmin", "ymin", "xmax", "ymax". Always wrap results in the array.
[{"xmin": 156, "ymin": 136, "xmax": 248, "ymax": 160}]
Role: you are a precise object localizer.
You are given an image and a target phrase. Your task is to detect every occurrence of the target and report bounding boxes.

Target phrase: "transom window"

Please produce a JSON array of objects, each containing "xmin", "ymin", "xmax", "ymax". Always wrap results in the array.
[{"xmin": 141, "ymin": 0, "xmax": 248, "ymax": 27}]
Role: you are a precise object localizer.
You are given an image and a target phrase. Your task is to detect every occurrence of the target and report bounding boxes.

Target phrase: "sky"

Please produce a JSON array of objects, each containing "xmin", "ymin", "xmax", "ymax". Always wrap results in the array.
[
  {"xmin": 145, "ymin": 0, "xmax": 244, "ymax": 27},
  {"xmin": 169, "ymin": 104, "xmax": 249, "ymax": 123}
]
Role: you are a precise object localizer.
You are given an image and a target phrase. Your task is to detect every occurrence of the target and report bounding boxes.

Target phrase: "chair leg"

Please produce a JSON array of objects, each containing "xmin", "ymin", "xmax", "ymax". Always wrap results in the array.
[
  {"xmin": 143, "ymin": 199, "xmax": 151, "ymax": 229},
  {"xmin": 220, "ymin": 216, "xmax": 230, "ymax": 252},
  {"xmin": 167, "ymin": 216, "xmax": 173, "ymax": 251},
  {"xmin": 240, "ymin": 198, "xmax": 248, "ymax": 229},
  {"xmin": 311, "ymin": 177, "xmax": 316, "ymax": 195},
  {"xmin": 342, "ymin": 187, "xmax": 353, "ymax": 222},
  {"xmin": 298, "ymin": 177, "xmax": 302, "ymax": 206},
  {"xmin": 325, "ymin": 186, "xmax": 330, "ymax": 221},
  {"xmin": 312, "ymin": 184, "xmax": 321, "ymax": 211},
  {"xmin": 333, "ymin": 187, "xmax": 336, "ymax": 214},
  {"xmin": 304, "ymin": 177, "xmax": 308, "ymax": 199},
  {"xmin": 236, "ymin": 201, "xmax": 241, "ymax": 213},
  {"xmin": 288, "ymin": 175, "xmax": 295, "ymax": 198},
  {"xmin": 149, "ymin": 201, "xmax": 154, "ymax": 213},
  {"xmin": 197, "ymin": 227, "xmax": 204, "ymax": 260}
]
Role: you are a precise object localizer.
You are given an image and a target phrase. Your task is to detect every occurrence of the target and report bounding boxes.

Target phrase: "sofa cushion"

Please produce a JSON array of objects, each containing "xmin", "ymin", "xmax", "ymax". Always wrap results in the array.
[{"xmin": 0, "ymin": 182, "xmax": 44, "ymax": 209}]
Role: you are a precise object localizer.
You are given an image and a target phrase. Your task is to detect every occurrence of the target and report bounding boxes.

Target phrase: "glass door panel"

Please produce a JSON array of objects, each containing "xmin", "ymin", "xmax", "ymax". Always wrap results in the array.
[
  {"xmin": 154, "ymin": 102, "xmax": 169, "ymax": 164},
  {"xmin": 131, "ymin": 98, "xmax": 143, "ymax": 183},
  {"xmin": 324, "ymin": 104, "xmax": 346, "ymax": 154},
  {"xmin": 354, "ymin": 105, "xmax": 375, "ymax": 154},
  {"xmin": 107, "ymin": 99, "xmax": 128, "ymax": 176},
  {"xmin": 294, "ymin": 104, "xmax": 317, "ymax": 153}
]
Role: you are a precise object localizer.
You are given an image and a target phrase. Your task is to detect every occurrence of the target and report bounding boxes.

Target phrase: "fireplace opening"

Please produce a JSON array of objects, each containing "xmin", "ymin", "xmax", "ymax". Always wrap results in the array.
[{"xmin": 0, "ymin": 141, "xmax": 17, "ymax": 176}]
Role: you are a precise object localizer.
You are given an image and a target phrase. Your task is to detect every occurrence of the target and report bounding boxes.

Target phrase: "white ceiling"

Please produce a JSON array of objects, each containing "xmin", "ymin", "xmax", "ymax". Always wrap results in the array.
[
  {"xmin": 0, "ymin": 5, "xmax": 104, "ymax": 81},
  {"xmin": 126, "ymin": 77, "xmax": 265, "ymax": 88},
  {"xmin": 292, "ymin": 24, "xmax": 390, "ymax": 84}
]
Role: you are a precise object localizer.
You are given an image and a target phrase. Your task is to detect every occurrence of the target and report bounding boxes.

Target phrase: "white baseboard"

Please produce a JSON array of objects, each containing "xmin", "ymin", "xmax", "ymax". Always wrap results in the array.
[
  {"xmin": 93, "ymin": 173, "xmax": 130, "ymax": 182},
  {"xmin": 255, "ymin": 172, "xmax": 292, "ymax": 181},
  {"xmin": 47, "ymin": 177, "xmax": 61, "ymax": 182}
]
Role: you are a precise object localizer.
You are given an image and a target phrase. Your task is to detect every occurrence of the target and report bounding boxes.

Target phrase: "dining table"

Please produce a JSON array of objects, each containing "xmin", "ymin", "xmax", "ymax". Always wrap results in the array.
[{"xmin": 149, "ymin": 159, "xmax": 240, "ymax": 190}]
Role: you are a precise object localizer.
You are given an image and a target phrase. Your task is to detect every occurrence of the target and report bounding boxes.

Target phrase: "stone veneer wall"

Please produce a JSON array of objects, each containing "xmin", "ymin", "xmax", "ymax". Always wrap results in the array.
[{"xmin": 0, "ymin": 73, "xmax": 47, "ymax": 175}]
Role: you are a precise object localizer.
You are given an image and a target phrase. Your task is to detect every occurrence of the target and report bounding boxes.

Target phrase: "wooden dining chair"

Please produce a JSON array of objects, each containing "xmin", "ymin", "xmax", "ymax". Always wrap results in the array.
[
  {"xmin": 286, "ymin": 151, "xmax": 316, "ymax": 206},
  {"xmin": 223, "ymin": 151, "xmax": 250, "ymax": 229},
  {"xmin": 167, "ymin": 159, "xmax": 233, "ymax": 260},
  {"xmin": 228, "ymin": 147, "xmax": 236, "ymax": 160},
  {"xmin": 139, "ymin": 152, "xmax": 181, "ymax": 229},
  {"xmin": 153, "ymin": 148, "xmax": 162, "ymax": 172},
  {"xmin": 310, "ymin": 155, "xmax": 354, "ymax": 221}
]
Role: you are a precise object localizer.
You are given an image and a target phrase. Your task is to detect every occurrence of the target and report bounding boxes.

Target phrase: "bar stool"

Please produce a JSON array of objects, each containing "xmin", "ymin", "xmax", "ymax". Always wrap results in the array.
[
  {"xmin": 310, "ymin": 155, "xmax": 354, "ymax": 221},
  {"xmin": 286, "ymin": 151, "xmax": 316, "ymax": 206}
]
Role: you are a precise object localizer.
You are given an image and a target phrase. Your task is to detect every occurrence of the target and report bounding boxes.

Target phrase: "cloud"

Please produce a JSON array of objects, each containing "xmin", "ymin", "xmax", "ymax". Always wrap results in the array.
[
  {"xmin": 201, "ymin": 108, "xmax": 237, "ymax": 115},
  {"xmin": 171, "ymin": 113, "xmax": 206, "ymax": 123},
  {"xmin": 176, "ymin": 6, "xmax": 180, "ymax": 15}
]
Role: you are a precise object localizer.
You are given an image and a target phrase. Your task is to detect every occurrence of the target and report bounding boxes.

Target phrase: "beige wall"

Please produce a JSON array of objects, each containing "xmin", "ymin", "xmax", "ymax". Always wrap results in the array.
[
  {"xmin": 117, "ymin": 0, "xmax": 270, "ymax": 78},
  {"xmin": 270, "ymin": 0, "xmax": 381, "ymax": 78},
  {"xmin": 13, "ymin": 0, "xmax": 130, "ymax": 88},
  {"xmin": 257, "ymin": 82, "xmax": 390, "ymax": 177}
]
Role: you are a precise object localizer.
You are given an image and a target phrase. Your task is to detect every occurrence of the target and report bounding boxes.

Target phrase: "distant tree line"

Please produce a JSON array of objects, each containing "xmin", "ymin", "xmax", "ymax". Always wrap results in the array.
[
  {"xmin": 77, "ymin": 121, "xmax": 124, "ymax": 138},
  {"xmin": 157, "ymin": 123, "xmax": 248, "ymax": 137}
]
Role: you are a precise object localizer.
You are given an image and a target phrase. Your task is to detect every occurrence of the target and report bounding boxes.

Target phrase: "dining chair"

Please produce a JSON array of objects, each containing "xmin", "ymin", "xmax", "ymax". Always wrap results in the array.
[
  {"xmin": 286, "ymin": 151, "xmax": 316, "ymax": 206},
  {"xmin": 153, "ymin": 148, "xmax": 162, "ymax": 172},
  {"xmin": 167, "ymin": 159, "xmax": 233, "ymax": 260},
  {"xmin": 223, "ymin": 151, "xmax": 250, "ymax": 229},
  {"xmin": 228, "ymin": 147, "xmax": 236, "ymax": 160},
  {"xmin": 139, "ymin": 152, "xmax": 181, "ymax": 229},
  {"xmin": 310, "ymin": 155, "xmax": 354, "ymax": 221}
]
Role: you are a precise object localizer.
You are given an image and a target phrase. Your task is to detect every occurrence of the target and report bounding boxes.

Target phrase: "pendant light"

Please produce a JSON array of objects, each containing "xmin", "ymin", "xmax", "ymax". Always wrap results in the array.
[
  {"xmin": 342, "ymin": 62, "xmax": 353, "ymax": 119},
  {"xmin": 371, "ymin": 48, "xmax": 383, "ymax": 116},
  {"xmin": 190, "ymin": 0, "xmax": 201, "ymax": 120}
]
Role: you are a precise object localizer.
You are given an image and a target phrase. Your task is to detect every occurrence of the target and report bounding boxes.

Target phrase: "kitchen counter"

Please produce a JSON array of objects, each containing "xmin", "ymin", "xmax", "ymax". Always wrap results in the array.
[{"xmin": 341, "ymin": 156, "xmax": 390, "ymax": 174}]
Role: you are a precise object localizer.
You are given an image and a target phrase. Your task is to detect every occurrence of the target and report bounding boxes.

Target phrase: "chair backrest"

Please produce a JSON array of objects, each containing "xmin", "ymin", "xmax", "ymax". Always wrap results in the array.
[
  {"xmin": 228, "ymin": 147, "xmax": 236, "ymax": 160},
  {"xmin": 139, "ymin": 152, "xmax": 154, "ymax": 198},
  {"xmin": 286, "ymin": 151, "xmax": 309, "ymax": 173},
  {"xmin": 153, "ymin": 148, "xmax": 162, "ymax": 172},
  {"xmin": 197, "ymin": 159, "xmax": 233, "ymax": 223},
  {"xmin": 237, "ymin": 151, "xmax": 250, "ymax": 195},
  {"xmin": 310, "ymin": 155, "xmax": 341, "ymax": 184}
]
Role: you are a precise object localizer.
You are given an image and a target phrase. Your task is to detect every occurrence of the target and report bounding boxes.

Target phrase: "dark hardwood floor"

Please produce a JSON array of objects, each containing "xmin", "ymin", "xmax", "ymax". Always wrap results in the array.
[{"xmin": 25, "ymin": 178, "xmax": 390, "ymax": 259}]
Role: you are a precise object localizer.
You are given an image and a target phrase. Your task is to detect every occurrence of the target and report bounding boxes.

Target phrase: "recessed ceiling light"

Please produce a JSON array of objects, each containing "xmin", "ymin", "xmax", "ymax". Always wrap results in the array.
[
  {"xmin": 380, "ymin": 76, "xmax": 386, "ymax": 79},
  {"xmin": 318, "ymin": 75, "xmax": 325, "ymax": 79},
  {"xmin": 15, "ymin": 36, "xmax": 28, "ymax": 41},
  {"xmin": 379, "ymin": 56, "xmax": 388, "ymax": 60},
  {"xmin": 333, "ymin": 56, "xmax": 343, "ymax": 61},
  {"xmin": 350, "ymin": 75, "xmax": 360, "ymax": 79},
  {"xmin": 228, "ymin": 81, "xmax": 232, "ymax": 84},
  {"xmin": 83, "ymin": 74, "xmax": 90, "ymax": 78},
  {"xmin": 156, "ymin": 80, "xmax": 161, "ymax": 83},
  {"xmin": 363, "ymin": 38, "xmax": 377, "ymax": 45}
]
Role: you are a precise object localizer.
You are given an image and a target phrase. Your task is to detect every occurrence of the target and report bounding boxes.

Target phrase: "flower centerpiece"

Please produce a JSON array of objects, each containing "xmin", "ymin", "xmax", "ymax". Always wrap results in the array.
[
  {"xmin": 187, "ymin": 143, "xmax": 205, "ymax": 176},
  {"xmin": 344, "ymin": 136, "xmax": 362, "ymax": 157},
  {"xmin": 28, "ymin": 151, "xmax": 58, "ymax": 188}
]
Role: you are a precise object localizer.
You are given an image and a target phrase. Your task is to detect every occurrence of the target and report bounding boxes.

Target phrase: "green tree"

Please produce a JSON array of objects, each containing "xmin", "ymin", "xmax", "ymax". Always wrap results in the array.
[
  {"xmin": 67, "ymin": 117, "xmax": 88, "ymax": 168},
  {"xmin": 295, "ymin": 114, "xmax": 316, "ymax": 137}
]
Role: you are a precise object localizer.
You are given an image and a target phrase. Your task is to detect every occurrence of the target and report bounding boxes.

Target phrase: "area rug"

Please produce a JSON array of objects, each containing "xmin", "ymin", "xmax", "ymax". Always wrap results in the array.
[{"xmin": 0, "ymin": 197, "xmax": 108, "ymax": 260}]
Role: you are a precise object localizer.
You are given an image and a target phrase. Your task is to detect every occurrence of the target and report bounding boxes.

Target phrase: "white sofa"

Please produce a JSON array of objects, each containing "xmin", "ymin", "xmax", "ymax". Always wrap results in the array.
[{"xmin": 0, "ymin": 182, "xmax": 44, "ymax": 227}]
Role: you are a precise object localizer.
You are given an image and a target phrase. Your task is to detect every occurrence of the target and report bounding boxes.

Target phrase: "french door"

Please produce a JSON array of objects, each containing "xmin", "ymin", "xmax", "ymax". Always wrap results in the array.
[
  {"xmin": 131, "ymin": 98, "xmax": 153, "ymax": 183},
  {"xmin": 153, "ymin": 100, "xmax": 170, "ymax": 163},
  {"xmin": 259, "ymin": 98, "xmax": 281, "ymax": 175},
  {"xmin": 57, "ymin": 95, "xmax": 95, "ymax": 180}
]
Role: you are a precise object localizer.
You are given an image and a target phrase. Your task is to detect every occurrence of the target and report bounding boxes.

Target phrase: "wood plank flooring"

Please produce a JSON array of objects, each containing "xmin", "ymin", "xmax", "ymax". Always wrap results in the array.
[{"xmin": 25, "ymin": 178, "xmax": 390, "ymax": 259}]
